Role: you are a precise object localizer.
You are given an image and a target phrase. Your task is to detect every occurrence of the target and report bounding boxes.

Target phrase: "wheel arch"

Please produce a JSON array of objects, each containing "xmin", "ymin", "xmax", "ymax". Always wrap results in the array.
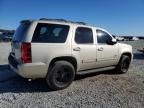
[
  {"xmin": 49, "ymin": 56, "xmax": 78, "ymax": 72},
  {"xmin": 120, "ymin": 52, "xmax": 132, "ymax": 62}
]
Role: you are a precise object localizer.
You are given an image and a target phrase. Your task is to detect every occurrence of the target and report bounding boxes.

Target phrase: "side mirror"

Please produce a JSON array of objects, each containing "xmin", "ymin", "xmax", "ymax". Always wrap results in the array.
[
  {"xmin": 107, "ymin": 38, "xmax": 117, "ymax": 45},
  {"xmin": 112, "ymin": 38, "xmax": 117, "ymax": 44}
]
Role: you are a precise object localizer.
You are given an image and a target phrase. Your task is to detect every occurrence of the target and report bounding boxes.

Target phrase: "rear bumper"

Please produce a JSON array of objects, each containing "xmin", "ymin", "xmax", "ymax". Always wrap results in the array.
[{"xmin": 8, "ymin": 54, "xmax": 48, "ymax": 79}]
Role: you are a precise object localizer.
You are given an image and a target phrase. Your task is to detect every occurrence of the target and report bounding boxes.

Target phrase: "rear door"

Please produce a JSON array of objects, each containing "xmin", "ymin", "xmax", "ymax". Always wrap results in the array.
[
  {"xmin": 96, "ymin": 29, "xmax": 119, "ymax": 68},
  {"xmin": 72, "ymin": 26, "xmax": 96, "ymax": 71}
]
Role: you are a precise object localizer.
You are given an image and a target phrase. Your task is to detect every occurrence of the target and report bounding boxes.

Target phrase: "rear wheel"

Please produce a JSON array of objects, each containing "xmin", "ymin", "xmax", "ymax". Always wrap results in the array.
[
  {"xmin": 46, "ymin": 61, "xmax": 75, "ymax": 90},
  {"xmin": 116, "ymin": 55, "xmax": 130, "ymax": 73}
]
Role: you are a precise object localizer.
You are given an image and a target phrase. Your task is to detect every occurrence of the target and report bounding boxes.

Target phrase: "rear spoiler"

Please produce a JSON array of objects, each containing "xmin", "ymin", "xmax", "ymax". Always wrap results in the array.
[{"xmin": 20, "ymin": 20, "xmax": 33, "ymax": 24}]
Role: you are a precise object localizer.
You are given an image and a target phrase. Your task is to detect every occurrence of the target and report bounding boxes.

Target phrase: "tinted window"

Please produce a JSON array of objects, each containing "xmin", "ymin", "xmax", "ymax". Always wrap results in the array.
[
  {"xmin": 32, "ymin": 23, "xmax": 69, "ymax": 43},
  {"xmin": 96, "ymin": 30, "xmax": 112, "ymax": 44},
  {"xmin": 13, "ymin": 23, "xmax": 30, "ymax": 41},
  {"xmin": 75, "ymin": 27, "xmax": 93, "ymax": 44}
]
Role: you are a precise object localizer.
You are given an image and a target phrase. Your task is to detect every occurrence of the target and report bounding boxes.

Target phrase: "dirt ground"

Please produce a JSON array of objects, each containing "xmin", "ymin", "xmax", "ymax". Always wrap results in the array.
[{"xmin": 0, "ymin": 40, "xmax": 144, "ymax": 108}]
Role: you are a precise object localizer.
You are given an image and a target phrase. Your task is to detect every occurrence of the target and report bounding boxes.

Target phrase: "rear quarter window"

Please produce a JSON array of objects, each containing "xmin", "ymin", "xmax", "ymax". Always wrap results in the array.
[{"xmin": 32, "ymin": 23, "xmax": 69, "ymax": 43}]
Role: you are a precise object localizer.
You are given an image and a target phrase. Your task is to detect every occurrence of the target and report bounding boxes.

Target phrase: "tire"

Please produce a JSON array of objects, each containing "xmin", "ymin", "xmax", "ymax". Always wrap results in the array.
[
  {"xmin": 46, "ymin": 61, "xmax": 75, "ymax": 90},
  {"xmin": 116, "ymin": 55, "xmax": 130, "ymax": 73}
]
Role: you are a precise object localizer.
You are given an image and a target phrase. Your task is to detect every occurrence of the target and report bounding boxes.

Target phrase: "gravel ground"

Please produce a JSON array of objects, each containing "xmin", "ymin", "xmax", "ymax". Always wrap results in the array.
[{"xmin": 0, "ymin": 40, "xmax": 144, "ymax": 108}]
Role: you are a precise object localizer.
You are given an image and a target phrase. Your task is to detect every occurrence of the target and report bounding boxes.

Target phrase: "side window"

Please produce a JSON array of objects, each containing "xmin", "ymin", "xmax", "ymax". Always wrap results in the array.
[
  {"xmin": 53, "ymin": 28, "xmax": 63, "ymax": 37},
  {"xmin": 96, "ymin": 29, "xmax": 112, "ymax": 44},
  {"xmin": 32, "ymin": 23, "xmax": 69, "ymax": 43},
  {"xmin": 75, "ymin": 27, "xmax": 93, "ymax": 44}
]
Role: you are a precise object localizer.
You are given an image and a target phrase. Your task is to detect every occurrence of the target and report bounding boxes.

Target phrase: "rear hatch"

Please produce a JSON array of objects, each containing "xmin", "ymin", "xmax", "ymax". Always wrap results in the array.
[{"xmin": 11, "ymin": 21, "xmax": 31, "ymax": 64}]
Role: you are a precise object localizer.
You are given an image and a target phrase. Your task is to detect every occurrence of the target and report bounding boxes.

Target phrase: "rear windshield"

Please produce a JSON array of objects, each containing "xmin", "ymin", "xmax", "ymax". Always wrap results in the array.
[
  {"xmin": 32, "ymin": 23, "xmax": 69, "ymax": 43},
  {"xmin": 13, "ymin": 23, "xmax": 30, "ymax": 41}
]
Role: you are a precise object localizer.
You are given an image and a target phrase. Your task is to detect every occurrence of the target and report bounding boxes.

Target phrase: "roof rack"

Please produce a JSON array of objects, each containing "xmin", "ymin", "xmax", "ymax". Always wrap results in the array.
[{"xmin": 39, "ymin": 18, "xmax": 87, "ymax": 25}]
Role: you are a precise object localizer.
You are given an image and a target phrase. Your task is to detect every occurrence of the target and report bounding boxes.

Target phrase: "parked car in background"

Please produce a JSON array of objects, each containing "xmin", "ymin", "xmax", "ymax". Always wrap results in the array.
[
  {"xmin": 115, "ymin": 36, "xmax": 124, "ymax": 41},
  {"xmin": 0, "ymin": 29, "xmax": 14, "ymax": 42},
  {"xmin": 132, "ymin": 37, "xmax": 139, "ymax": 41}
]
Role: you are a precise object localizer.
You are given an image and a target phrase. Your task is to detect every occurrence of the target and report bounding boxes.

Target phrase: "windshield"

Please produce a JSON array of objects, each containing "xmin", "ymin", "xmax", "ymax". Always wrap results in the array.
[{"xmin": 13, "ymin": 23, "xmax": 30, "ymax": 41}]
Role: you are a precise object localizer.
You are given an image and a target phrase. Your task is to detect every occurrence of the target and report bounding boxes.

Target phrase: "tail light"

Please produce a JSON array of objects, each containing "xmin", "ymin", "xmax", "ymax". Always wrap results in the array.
[{"xmin": 21, "ymin": 42, "xmax": 32, "ymax": 63}]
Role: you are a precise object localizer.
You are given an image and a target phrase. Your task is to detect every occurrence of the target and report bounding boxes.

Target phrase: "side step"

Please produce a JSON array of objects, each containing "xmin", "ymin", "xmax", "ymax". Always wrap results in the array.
[{"xmin": 77, "ymin": 66, "xmax": 116, "ymax": 75}]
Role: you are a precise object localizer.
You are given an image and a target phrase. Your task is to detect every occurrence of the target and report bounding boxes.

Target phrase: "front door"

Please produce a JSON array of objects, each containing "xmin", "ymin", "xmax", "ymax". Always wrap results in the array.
[{"xmin": 96, "ymin": 29, "xmax": 119, "ymax": 68}]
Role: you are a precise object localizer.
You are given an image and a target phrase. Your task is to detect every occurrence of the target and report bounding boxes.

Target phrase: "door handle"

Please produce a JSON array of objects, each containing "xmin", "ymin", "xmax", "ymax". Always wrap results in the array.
[
  {"xmin": 98, "ymin": 47, "xmax": 103, "ymax": 51},
  {"xmin": 73, "ymin": 47, "xmax": 81, "ymax": 51}
]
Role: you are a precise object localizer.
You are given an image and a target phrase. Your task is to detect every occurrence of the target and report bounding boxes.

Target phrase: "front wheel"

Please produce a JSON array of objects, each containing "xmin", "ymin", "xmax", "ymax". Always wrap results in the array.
[
  {"xmin": 116, "ymin": 55, "xmax": 131, "ymax": 73},
  {"xmin": 46, "ymin": 61, "xmax": 75, "ymax": 90}
]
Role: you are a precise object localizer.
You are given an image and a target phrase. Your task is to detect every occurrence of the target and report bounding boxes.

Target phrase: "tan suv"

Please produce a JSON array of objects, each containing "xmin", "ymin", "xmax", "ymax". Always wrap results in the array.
[{"xmin": 8, "ymin": 18, "xmax": 133, "ymax": 90}]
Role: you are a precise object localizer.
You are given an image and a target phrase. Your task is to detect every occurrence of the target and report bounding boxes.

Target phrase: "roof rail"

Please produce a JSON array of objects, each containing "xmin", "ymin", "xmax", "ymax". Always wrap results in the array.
[
  {"xmin": 39, "ymin": 18, "xmax": 87, "ymax": 25},
  {"xmin": 76, "ymin": 22, "xmax": 87, "ymax": 25}
]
